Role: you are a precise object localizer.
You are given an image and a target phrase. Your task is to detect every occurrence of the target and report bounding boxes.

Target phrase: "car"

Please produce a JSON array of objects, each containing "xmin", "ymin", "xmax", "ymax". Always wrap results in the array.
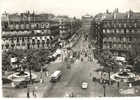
[
  {"xmin": 64, "ymin": 92, "xmax": 74, "ymax": 97},
  {"xmin": 81, "ymin": 82, "xmax": 88, "ymax": 89},
  {"xmin": 50, "ymin": 70, "xmax": 62, "ymax": 82}
]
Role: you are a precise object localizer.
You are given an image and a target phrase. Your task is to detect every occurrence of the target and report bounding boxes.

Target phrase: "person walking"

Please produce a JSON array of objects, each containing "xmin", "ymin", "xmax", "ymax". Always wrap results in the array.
[
  {"xmin": 32, "ymin": 87, "xmax": 35, "ymax": 97},
  {"xmin": 32, "ymin": 86, "xmax": 38, "ymax": 97},
  {"xmin": 27, "ymin": 88, "xmax": 30, "ymax": 98}
]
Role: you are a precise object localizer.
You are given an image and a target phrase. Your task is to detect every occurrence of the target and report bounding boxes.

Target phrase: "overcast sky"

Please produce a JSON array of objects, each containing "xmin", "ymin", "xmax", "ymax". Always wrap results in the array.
[{"xmin": 0, "ymin": 0, "xmax": 140, "ymax": 18}]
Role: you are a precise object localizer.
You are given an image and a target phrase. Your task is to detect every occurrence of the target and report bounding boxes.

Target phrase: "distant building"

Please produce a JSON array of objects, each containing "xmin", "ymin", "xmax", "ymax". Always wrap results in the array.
[
  {"xmin": 82, "ymin": 14, "xmax": 93, "ymax": 32},
  {"xmin": 1, "ymin": 11, "xmax": 59, "ymax": 50},
  {"xmin": 56, "ymin": 16, "xmax": 81, "ymax": 40},
  {"xmin": 1, "ymin": 12, "xmax": 81, "ymax": 51},
  {"xmin": 91, "ymin": 9, "xmax": 140, "ymax": 58}
]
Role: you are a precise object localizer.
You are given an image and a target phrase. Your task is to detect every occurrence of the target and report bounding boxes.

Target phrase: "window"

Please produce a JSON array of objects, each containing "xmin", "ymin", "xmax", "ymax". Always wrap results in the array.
[
  {"xmin": 126, "ymin": 29, "xmax": 129, "ymax": 33},
  {"xmin": 17, "ymin": 38, "xmax": 19, "ymax": 43},
  {"xmin": 107, "ymin": 29, "xmax": 110, "ymax": 33},
  {"xmin": 26, "ymin": 24, "xmax": 29, "ymax": 29},
  {"xmin": 118, "ymin": 44, "xmax": 121, "ymax": 48},
  {"xmin": 103, "ymin": 37, "xmax": 107, "ymax": 42},
  {"xmin": 31, "ymin": 24, "xmax": 35, "ymax": 29},
  {"xmin": 129, "ymin": 37, "xmax": 132, "ymax": 41},
  {"xmin": 119, "ymin": 23, "xmax": 121, "ymax": 27},
  {"xmin": 114, "ymin": 44, "xmax": 117, "ymax": 48},
  {"xmin": 128, "ymin": 44, "xmax": 132, "ymax": 48},
  {"xmin": 114, "ymin": 24, "xmax": 116, "ymax": 28},
  {"xmin": 119, "ymin": 37, "xmax": 123, "ymax": 41},
  {"xmin": 112, "ymin": 29, "xmax": 115, "ymax": 33},
  {"xmin": 109, "ymin": 37, "xmax": 113, "ymax": 42},
  {"xmin": 109, "ymin": 43, "xmax": 112, "ymax": 48},
  {"xmin": 116, "ymin": 29, "xmax": 119, "ymax": 33},
  {"xmin": 36, "ymin": 24, "xmax": 39, "ymax": 28},
  {"xmin": 133, "ymin": 38, "xmax": 136, "ymax": 42},
  {"xmin": 121, "ymin": 29, "xmax": 124, "ymax": 33},
  {"xmin": 103, "ymin": 23, "xmax": 107, "ymax": 28},
  {"xmin": 107, "ymin": 22, "xmax": 110, "ymax": 27},
  {"xmin": 131, "ymin": 29, "xmax": 134, "ymax": 33},
  {"xmin": 124, "ymin": 23, "xmax": 126, "ymax": 28},
  {"xmin": 103, "ymin": 29, "xmax": 106, "ymax": 33},
  {"xmin": 41, "ymin": 24, "xmax": 44, "ymax": 28},
  {"xmin": 123, "ymin": 44, "xmax": 127, "ymax": 49},
  {"xmin": 113, "ymin": 37, "xmax": 116, "ymax": 42},
  {"xmin": 134, "ymin": 23, "xmax": 137, "ymax": 28},
  {"xmin": 123, "ymin": 37, "xmax": 126, "ymax": 42}
]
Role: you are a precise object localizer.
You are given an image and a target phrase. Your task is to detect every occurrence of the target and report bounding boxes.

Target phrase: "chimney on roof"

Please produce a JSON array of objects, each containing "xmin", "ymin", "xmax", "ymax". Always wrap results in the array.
[
  {"xmin": 128, "ymin": 9, "xmax": 133, "ymax": 19},
  {"xmin": 106, "ymin": 9, "xmax": 109, "ymax": 14},
  {"xmin": 113, "ymin": 8, "xmax": 119, "ymax": 19},
  {"xmin": 114, "ymin": 8, "xmax": 119, "ymax": 13}
]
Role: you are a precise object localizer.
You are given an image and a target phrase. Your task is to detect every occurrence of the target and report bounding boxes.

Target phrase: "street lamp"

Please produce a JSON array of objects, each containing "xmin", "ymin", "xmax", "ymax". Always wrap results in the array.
[
  {"xmin": 26, "ymin": 55, "xmax": 32, "ymax": 84},
  {"xmin": 102, "ymin": 79, "xmax": 106, "ymax": 97}
]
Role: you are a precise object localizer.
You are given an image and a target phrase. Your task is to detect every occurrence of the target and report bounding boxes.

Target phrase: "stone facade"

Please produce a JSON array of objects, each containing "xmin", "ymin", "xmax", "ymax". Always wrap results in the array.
[
  {"xmin": 1, "ymin": 12, "xmax": 81, "ymax": 51},
  {"xmin": 92, "ymin": 9, "xmax": 140, "ymax": 57}
]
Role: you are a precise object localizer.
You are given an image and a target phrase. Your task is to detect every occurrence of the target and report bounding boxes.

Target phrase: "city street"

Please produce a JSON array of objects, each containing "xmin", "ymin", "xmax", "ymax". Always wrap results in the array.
[
  {"xmin": 42, "ymin": 32, "xmax": 120, "ymax": 97},
  {"xmin": 3, "ymin": 31, "xmax": 140, "ymax": 97},
  {"xmin": 2, "ymin": 0, "xmax": 140, "ymax": 98}
]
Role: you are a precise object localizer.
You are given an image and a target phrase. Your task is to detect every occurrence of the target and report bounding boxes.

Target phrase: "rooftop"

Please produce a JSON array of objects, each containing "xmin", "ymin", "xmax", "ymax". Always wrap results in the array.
[{"xmin": 95, "ymin": 9, "xmax": 140, "ymax": 21}]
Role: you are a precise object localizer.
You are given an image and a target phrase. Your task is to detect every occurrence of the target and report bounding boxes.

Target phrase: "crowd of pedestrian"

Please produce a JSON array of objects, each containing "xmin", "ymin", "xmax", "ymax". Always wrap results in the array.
[{"xmin": 27, "ymin": 86, "xmax": 38, "ymax": 98}]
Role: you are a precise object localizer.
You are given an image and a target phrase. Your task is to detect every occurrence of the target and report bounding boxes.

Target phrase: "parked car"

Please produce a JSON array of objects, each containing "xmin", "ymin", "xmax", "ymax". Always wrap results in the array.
[
  {"xmin": 81, "ymin": 82, "xmax": 88, "ymax": 89},
  {"xmin": 50, "ymin": 70, "xmax": 62, "ymax": 82},
  {"xmin": 64, "ymin": 92, "xmax": 74, "ymax": 97}
]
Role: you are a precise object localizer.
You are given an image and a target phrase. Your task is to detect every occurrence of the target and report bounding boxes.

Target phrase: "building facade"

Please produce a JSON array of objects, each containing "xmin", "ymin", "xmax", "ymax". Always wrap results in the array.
[
  {"xmin": 92, "ymin": 9, "xmax": 140, "ymax": 58},
  {"xmin": 56, "ymin": 16, "xmax": 81, "ymax": 40},
  {"xmin": 82, "ymin": 14, "xmax": 93, "ymax": 32},
  {"xmin": 1, "ymin": 12, "xmax": 81, "ymax": 51}
]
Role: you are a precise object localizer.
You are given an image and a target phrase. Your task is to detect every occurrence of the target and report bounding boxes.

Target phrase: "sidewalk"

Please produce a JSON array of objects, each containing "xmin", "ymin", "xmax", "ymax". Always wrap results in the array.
[{"xmin": 16, "ymin": 77, "xmax": 51, "ymax": 98}]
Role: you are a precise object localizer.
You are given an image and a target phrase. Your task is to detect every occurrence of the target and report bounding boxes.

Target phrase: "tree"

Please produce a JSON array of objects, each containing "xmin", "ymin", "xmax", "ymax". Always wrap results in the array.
[
  {"xmin": 128, "ymin": 39, "xmax": 140, "ymax": 65},
  {"xmin": 2, "ymin": 52, "xmax": 11, "ymax": 71},
  {"xmin": 133, "ymin": 56, "xmax": 140, "ymax": 73},
  {"xmin": 26, "ymin": 53, "xmax": 33, "ymax": 83}
]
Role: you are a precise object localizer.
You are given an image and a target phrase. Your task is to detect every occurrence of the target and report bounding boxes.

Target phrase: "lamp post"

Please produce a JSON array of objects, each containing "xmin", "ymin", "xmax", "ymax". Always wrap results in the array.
[
  {"xmin": 102, "ymin": 79, "xmax": 106, "ymax": 97},
  {"xmin": 26, "ymin": 55, "xmax": 32, "ymax": 84},
  {"xmin": 108, "ymin": 71, "xmax": 111, "ymax": 85}
]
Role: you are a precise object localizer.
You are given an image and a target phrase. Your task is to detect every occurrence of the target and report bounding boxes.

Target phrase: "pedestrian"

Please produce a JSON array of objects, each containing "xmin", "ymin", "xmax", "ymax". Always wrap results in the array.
[
  {"xmin": 27, "ymin": 88, "xmax": 30, "ymax": 98},
  {"xmin": 100, "ymin": 78, "xmax": 103, "ymax": 84},
  {"xmin": 117, "ymin": 82, "xmax": 120, "ymax": 88},
  {"xmin": 46, "ymin": 71, "xmax": 49, "ymax": 77},
  {"xmin": 11, "ymin": 82, "xmax": 15, "ymax": 88},
  {"xmin": 40, "ymin": 78, "xmax": 43, "ymax": 83},
  {"xmin": 32, "ymin": 87, "xmax": 35, "ymax": 97},
  {"xmin": 34, "ymin": 86, "xmax": 38, "ymax": 97}
]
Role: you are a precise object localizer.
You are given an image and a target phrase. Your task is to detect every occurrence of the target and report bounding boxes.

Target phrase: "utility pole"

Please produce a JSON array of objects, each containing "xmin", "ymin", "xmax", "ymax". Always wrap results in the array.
[
  {"xmin": 103, "ymin": 80, "xmax": 106, "ymax": 97},
  {"xmin": 108, "ymin": 71, "xmax": 111, "ymax": 85},
  {"xmin": 29, "ymin": 64, "xmax": 32, "ymax": 84}
]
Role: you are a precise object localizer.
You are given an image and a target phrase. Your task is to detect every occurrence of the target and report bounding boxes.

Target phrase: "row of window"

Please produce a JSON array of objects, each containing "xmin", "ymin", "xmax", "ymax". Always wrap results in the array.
[
  {"xmin": 2, "ymin": 30, "xmax": 52, "ymax": 36},
  {"xmin": 103, "ymin": 37, "xmax": 136, "ymax": 42},
  {"xmin": 103, "ymin": 29, "xmax": 140, "ymax": 34},
  {"xmin": 103, "ymin": 43, "xmax": 132, "ymax": 49},
  {"xmin": 2, "ymin": 23, "xmax": 51, "ymax": 31},
  {"xmin": 2, "ymin": 42, "xmax": 52, "ymax": 50},
  {"xmin": 111, "ymin": 51, "xmax": 126, "ymax": 57},
  {"xmin": 2, "ymin": 35, "xmax": 56, "ymax": 44},
  {"xmin": 3, "ymin": 40, "xmax": 51, "ymax": 46},
  {"xmin": 103, "ymin": 22, "xmax": 137, "ymax": 28}
]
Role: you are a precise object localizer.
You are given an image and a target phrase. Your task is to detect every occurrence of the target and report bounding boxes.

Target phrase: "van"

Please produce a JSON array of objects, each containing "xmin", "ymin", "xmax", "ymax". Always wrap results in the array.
[{"xmin": 50, "ymin": 70, "xmax": 62, "ymax": 82}]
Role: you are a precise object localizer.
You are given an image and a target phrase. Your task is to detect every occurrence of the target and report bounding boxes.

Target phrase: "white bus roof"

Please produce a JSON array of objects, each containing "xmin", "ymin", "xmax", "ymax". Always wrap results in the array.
[
  {"xmin": 115, "ymin": 56, "xmax": 126, "ymax": 62},
  {"xmin": 51, "ymin": 70, "xmax": 61, "ymax": 77}
]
